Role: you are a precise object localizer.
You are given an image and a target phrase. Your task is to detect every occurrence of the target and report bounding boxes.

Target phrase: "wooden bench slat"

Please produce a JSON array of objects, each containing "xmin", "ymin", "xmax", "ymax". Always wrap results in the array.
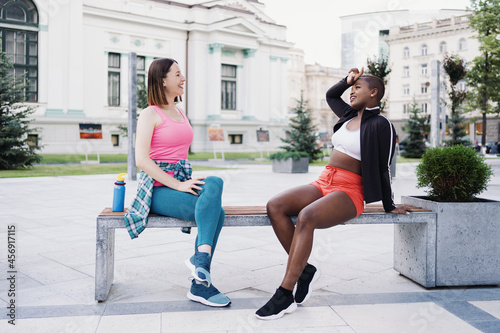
[{"xmin": 98, "ymin": 204, "xmax": 430, "ymax": 217}]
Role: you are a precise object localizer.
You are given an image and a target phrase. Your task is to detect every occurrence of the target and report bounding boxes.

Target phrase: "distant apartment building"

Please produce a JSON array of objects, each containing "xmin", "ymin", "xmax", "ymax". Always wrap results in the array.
[
  {"xmin": 340, "ymin": 9, "xmax": 466, "ymax": 70},
  {"xmin": 385, "ymin": 14, "xmax": 500, "ymax": 144}
]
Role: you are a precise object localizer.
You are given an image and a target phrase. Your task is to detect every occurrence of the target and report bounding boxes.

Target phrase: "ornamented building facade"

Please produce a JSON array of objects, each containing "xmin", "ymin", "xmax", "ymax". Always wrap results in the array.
[{"xmin": 1, "ymin": 0, "xmax": 294, "ymax": 154}]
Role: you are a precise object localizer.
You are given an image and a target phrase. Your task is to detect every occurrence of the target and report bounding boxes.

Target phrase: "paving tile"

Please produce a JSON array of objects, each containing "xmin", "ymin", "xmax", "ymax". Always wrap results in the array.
[
  {"xmin": 96, "ymin": 313, "xmax": 161, "ymax": 333},
  {"xmin": 471, "ymin": 301, "xmax": 500, "ymax": 320},
  {"xmin": 161, "ymin": 307, "xmax": 347, "ymax": 332},
  {"xmin": 322, "ymin": 269, "xmax": 425, "ymax": 295},
  {"xmin": 0, "ymin": 316, "xmax": 100, "ymax": 333},
  {"xmin": 333, "ymin": 302, "xmax": 481, "ymax": 333},
  {"xmin": 16, "ymin": 256, "xmax": 89, "ymax": 285}
]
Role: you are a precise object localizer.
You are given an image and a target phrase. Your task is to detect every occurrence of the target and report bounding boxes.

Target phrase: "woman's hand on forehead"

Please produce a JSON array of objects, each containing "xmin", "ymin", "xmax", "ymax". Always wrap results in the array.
[{"xmin": 347, "ymin": 67, "xmax": 364, "ymax": 85}]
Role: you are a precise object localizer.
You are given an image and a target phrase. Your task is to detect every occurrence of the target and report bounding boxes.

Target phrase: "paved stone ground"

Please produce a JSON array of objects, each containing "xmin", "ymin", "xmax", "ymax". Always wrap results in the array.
[{"xmin": 0, "ymin": 158, "xmax": 499, "ymax": 332}]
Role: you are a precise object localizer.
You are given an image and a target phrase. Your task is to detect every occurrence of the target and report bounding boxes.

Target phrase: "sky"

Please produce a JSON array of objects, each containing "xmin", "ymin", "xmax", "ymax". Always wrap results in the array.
[{"xmin": 263, "ymin": 0, "xmax": 471, "ymax": 68}]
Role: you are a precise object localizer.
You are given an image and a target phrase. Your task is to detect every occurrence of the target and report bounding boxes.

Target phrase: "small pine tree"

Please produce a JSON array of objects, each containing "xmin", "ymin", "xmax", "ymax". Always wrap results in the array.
[
  {"xmin": 279, "ymin": 93, "xmax": 322, "ymax": 162},
  {"xmin": 0, "ymin": 50, "xmax": 41, "ymax": 169},
  {"xmin": 402, "ymin": 99, "xmax": 429, "ymax": 158}
]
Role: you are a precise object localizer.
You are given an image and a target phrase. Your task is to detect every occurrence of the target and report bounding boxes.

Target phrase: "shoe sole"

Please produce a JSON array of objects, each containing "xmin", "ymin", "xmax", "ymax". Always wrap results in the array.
[
  {"xmin": 184, "ymin": 258, "xmax": 210, "ymax": 287},
  {"xmin": 296, "ymin": 268, "xmax": 321, "ymax": 305},
  {"xmin": 255, "ymin": 301, "xmax": 297, "ymax": 320},
  {"xmin": 187, "ymin": 291, "xmax": 230, "ymax": 307}
]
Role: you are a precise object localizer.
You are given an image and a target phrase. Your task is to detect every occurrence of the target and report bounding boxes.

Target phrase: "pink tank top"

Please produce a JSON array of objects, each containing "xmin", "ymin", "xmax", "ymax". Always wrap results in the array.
[{"xmin": 149, "ymin": 105, "xmax": 193, "ymax": 186}]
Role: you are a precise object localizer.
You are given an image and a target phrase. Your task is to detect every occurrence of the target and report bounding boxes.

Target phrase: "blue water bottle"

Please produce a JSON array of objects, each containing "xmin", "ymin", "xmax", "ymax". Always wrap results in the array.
[{"xmin": 112, "ymin": 173, "xmax": 127, "ymax": 212}]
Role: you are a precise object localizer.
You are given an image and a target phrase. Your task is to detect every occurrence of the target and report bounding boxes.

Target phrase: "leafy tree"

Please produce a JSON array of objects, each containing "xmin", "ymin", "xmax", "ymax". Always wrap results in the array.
[
  {"xmin": 0, "ymin": 50, "xmax": 41, "ymax": 169},
  {"xmin": 465, "ymin": 0, "xmax": 500, "ymax": 147},
  {"xmin": 279, "ymin": 93, "xmax": 321, "ymax": 162},
  {"xmin": 442, "ymin": 54, "xmax": 470, "ymax": 146},
  {"xmin": 365, "ymin": 56, "xmax": 391, "ymax": 112},
  {"xmin": 402, "ymin": 99, "xmax": 429, "ymax": 158}
]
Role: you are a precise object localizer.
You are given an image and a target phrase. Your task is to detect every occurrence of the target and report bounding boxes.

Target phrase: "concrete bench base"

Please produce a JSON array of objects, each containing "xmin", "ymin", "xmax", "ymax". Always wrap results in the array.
[{"xmin": 95, "ymin": 205, "xmax": 437, "ymax": 302}]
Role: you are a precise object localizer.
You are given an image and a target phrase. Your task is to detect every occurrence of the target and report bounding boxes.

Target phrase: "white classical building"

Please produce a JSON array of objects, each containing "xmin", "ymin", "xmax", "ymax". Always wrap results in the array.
[
  {"xmin": 1, "ymin": 0, "xmax": 294, "ymax": 154},
  {"xmin": 385, "ymin": 14, "xmax": 500, "ymax": 144}
]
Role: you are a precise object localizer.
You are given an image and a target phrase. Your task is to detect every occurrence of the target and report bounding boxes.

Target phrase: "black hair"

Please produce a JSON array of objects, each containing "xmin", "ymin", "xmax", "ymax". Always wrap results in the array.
[{"xmin": 360, "ymin": 74, "xmax": 385, "ymax": 102}]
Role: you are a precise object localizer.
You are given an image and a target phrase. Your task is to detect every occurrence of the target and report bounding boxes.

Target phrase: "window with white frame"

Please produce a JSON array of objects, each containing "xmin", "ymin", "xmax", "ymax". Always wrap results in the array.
[
  {"xmin": 108, "ymin": 53, "xmax": 121, "ymax": 106},
  {"xmin": 403, "ymin": 104, "xmax": 409, "ymax": 114},
  {"xmin": 403, "ymin": 66, "xmax": 410, "ymax": 77},
  {"xmin": 221, "ymin": 64, "xmax": 236, "ymax": 110},
  {"xmin": 421, "ymin": 64, "xmax": 428, "ymax": 75},
  {"xmin": 403, "ymin": 47, "xmax": 410, "ymax": 58},
  {"xmin": 421, "ymin": 83, "xmax": 428, "ymax": 94},
  {"xmin": 403, "ymin": 85, "xmax": 410, "ymax": 95},
  {"xmin": 421, "ymin": 103, "xmax": 428, "ymax": 113},
  {"xmin": 440, "ymin": 41, "xmax": 447, "ymax": 53},
  {"xmin": 137, "ymin": 55, "xmax": 146, "ymax": 85},
  {"xmin": 459, "ymin": 38, "xmax": 467, "ymax": 51},
  {"xmin": 0, "ymin": 0, "xmax": 39, "ymax": 102},
  {"xmin": 458, "ymin": 80, "xmax": 467, "ymax": 91},
  {"xmin": 421, "ymin": 44, "xmax": 428, "ymax": 56}
]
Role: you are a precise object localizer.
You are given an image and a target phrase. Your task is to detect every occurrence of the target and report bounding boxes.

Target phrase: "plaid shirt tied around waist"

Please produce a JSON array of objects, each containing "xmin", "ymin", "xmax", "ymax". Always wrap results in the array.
[{"xmin": 124, "ymin": 159, "xmax": 192, "ymax": 239}]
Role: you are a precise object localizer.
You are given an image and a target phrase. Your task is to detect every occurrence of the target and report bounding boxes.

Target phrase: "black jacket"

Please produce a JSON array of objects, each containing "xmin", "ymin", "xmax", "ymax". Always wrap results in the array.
[{"xmin": 326, "ymin": 78, "xmax": 396, "ymax": 212}]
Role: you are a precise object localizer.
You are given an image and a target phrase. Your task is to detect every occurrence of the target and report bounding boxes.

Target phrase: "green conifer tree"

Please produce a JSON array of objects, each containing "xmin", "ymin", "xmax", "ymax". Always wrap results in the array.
[
  {"xmin": 0, "ymin": 50, "xmax": 41, "ymax": 169},
  {"xmin": 402, "ymin": 99, "xmax": 429, "ymax": 158},
  {"xmin": 279, "ymin": 94, "xmax": 322, "ymax": 162}
]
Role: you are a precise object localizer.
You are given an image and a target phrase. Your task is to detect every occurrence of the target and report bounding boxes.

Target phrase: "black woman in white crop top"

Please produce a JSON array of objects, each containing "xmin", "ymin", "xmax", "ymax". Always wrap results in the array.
[{"xmin": 256, "ymin": 67, "xmax": 410, "ymax": 320}]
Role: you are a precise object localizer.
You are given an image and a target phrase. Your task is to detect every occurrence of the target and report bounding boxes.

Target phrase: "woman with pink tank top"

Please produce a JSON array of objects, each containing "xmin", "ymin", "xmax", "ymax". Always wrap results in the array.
[{"xmin": 125, "ymin": 58, "xmax": 230, "ymax": 307}]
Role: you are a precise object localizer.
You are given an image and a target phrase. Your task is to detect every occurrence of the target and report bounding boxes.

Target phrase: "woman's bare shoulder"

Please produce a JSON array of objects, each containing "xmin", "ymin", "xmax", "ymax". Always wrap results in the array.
[{"xmin": 138, "ymin": 106, "xmax": 162, "ymax": 126}]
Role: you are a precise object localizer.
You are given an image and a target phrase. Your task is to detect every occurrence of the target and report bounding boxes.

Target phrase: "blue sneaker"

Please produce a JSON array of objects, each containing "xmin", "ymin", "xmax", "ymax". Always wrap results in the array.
[
  {"xmin": 187, "ymin": 279, "xmax": 231, "ymax": 307},
  {"xmin": 185, "ymin": 251, "xmax": 211, "ymax": 286}
]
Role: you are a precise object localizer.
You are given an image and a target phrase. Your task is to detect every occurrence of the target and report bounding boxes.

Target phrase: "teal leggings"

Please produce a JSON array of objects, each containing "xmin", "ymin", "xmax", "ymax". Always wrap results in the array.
[{"xmin": 150, "ymin": 176, "xmax": 225, "ymax": 252}]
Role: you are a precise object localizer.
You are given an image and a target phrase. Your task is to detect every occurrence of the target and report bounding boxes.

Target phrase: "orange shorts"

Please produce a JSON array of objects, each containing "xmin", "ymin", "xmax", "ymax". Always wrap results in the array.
[{"xmin": 310, "ymin": 166, "xmax": 365, "ymax": 217}]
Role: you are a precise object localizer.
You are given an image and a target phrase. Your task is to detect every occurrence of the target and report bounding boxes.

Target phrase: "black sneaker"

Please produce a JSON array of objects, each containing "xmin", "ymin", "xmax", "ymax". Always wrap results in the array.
[
  {"xmin": 255, "ymin": 288, "xmax": 297, "ymax": 320},
  {"xmin": 295, "ymin": 264, "xmax": 320, "ymax": 305}
]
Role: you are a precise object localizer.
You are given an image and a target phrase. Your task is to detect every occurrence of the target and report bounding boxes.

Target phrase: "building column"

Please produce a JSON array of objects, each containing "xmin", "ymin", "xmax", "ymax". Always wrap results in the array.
[
  {"xmin": 242, "ymin": 48, "xmax": 257, "ymax": 120},
  {"xmin": 269, "ymin": 56, "xmax": 279, "ymax": 121},
  {"xmin": 38, "ymin": 25, "xmax": 49, "ymax": 112},
  {"xmin": 207, "ymin": 43, "xmax": 223, "ymax": 120},
  {"xmin": 45, "ymin": 1, "xmax": 67, "ymax": 117},
  {"xmin": 236, "ymin": 65, "xmax": 244, "ymax": 115},
  {"xmin": 280, "ymin": 57, "xmax": 289, "ymax": 120},
  {"xmin": 66, "ymin": 0, "xmax": 85, "ymax": 117}
]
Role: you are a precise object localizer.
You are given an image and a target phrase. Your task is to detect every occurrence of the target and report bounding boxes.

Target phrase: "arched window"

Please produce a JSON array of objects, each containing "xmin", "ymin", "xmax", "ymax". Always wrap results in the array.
[
  {"xmin": 440, "ymin": 41, "xmax": 447, "ymax": 53},
  {"xmin": 459, "ymin": 38, "xmax": 467, "ymax": 51},
  {"xmin": 403, "ymin": 47, "xmax": 410, "ymax": 58},
  {"xmin": 421, "ymin": 44, "xmax": 428, "ymax": 56},
  {"xmin": 0, "ymin": 0, "xmax": 39, "ymax": 102}
]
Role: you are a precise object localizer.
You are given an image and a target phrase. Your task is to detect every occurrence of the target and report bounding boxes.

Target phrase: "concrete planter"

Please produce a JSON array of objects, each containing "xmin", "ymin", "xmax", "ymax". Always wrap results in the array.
[
  {"xmin": 398, "ymin": 195, "xmax": 500, "ymax": 287},
  {"xmin": 272, "ymin": 157, "xmax": 309, "ymax": 173}
]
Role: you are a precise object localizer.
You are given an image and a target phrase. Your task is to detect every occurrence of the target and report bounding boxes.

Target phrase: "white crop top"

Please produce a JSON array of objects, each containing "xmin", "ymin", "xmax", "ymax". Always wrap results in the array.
[{"xmin": 331, "ymin": 118, "xmax": 361, "ymax": 161}]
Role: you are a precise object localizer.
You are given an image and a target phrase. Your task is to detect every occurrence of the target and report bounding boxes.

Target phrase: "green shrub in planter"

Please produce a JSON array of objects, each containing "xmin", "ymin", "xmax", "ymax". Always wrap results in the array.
[
  {"xmin": 269, "ymin": 151, "xmax": 309, "ymax": 161},
  {"xmin": 416, "ymin": 145, "xmax": 493, "ymax": 202}
]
